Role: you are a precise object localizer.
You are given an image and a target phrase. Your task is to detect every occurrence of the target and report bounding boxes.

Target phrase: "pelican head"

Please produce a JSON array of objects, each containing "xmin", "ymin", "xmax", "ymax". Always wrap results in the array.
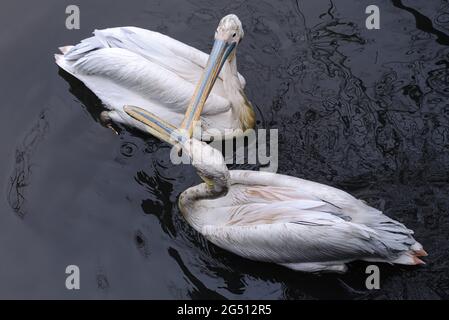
[
  {"xmin": 215, "ymin": 14, "xmax": 244, "ymax": 47},
  {"xmin": 181, "ymin": 14, "xmax": 244, "ymax": 136},
  {"xmin": 182, "ymin": 138, "xmax": 230, "ymax": 194}
]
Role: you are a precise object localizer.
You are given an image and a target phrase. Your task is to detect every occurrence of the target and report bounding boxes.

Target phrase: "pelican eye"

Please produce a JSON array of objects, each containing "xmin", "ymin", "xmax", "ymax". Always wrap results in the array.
[{"xmin": 232, "ymin": 32, "xmax": 236, "ymax": 38}]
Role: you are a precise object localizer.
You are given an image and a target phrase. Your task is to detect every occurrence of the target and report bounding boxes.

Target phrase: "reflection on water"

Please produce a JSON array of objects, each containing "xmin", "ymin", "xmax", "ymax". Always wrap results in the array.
[
  {"xmin": 1, "ymin": 0, "xmax": 449, "ymax": 299},
  {"xmin": 7, "ymin": 111, "xmax": 49, "ymax": 218}
]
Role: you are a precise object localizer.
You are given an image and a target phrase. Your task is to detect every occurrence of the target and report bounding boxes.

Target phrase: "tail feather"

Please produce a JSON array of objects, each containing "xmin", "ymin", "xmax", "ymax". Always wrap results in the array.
[
  {"xmin": 54, "ymin": 52, "xmax": 75, "ymax": 77},
  {"xmin": 362, "ymin": 212, "xmax": 427, "ymax": 265},
  {"xmin": 63, "ymin": 36, "xmax": 103, "ymax": 61},
  {"xmin": 391, "ymin": 250, "xmax": 426, "ymax": 265},
  {"xmin": 54, "ymin": 53, "xmax": 63, "ymax": 63},
  {"xmin": 414, "ymin": 249, "xmax": 428, "ymax": 257},
  {"xmin": 58, "ymin": 46, "xmax": 73, "ymax": 54}
]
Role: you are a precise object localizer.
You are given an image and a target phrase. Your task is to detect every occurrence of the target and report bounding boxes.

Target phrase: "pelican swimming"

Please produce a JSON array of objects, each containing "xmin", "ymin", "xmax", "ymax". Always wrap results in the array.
[
  {"xmin": 55, "ymin": 14, "xmax": 255, "ymax": 140},
  {"xmin": 122, "ymin": 102, "xmax": 427, "ymax": 273}
]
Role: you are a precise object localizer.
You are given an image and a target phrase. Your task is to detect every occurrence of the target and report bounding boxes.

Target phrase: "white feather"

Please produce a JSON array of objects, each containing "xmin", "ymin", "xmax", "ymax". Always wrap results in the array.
[
  {"xmin": 180, "ymin": 169, "xmax": 425, "ymax": 272},
  {"xmin": 55, "ymin": 26, "xmax": 248, "ymax": 135}
]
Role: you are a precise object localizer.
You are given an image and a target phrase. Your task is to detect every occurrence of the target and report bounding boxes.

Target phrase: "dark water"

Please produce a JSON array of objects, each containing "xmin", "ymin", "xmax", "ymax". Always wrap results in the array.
[{"xmin": 1, "ymin": 0, "xmax": 448, "ymax": 299}]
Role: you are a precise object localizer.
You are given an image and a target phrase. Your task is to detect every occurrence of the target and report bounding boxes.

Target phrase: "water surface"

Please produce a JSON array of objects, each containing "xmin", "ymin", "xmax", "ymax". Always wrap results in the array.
[{"xmin": 0, "ymin": 0, "xmax": 448, "ymax": 299}]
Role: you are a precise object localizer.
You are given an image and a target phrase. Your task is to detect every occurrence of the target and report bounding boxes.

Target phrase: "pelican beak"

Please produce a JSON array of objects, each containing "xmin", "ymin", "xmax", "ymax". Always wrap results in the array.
[
  {"xmin": 180, "ymin": 38, "xmax": 236, "ymax": 137},
  {"xmin": 123, "ymin": 105, "xmax": 186, "ymax": 145}
]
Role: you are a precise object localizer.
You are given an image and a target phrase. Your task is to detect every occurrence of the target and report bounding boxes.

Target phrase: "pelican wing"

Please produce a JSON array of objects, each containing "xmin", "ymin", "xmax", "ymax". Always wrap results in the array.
[
  {"xmin": 200, "ymin": 207, "xmax": 389, "ymax": 265},
  {"xmin": 199, "ymin": 198, "xmax": 418, "ymax": 269},
  {"xmin": 56, "ymin": 48, "xmax": 233, "ymax": 131},
  {"xmin": 186, "ymin": 170, "xmax": 419, "ymax": 268},
  {"xmin": 230, "ymin": 171, "xmax": 418, "ymax": 251},
  {"xmin": 63, "ymin": 27, "xmax": 246, "ymax": 93},
  {"xmin": 61, "ymin": 48, "xmax": 230, "ymax": 115},
  {"xmin": 228, "ymin": 170, "xmax": 406, "ymax": 226}
]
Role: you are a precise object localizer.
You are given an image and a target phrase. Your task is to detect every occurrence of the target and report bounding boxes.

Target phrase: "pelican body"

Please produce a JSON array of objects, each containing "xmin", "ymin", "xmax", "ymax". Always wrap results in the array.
[
  {"xmin": 123, "ymin": 103, "xmax": 426, "ymax": 272},
  {"xmin": 55, "ymin": 15, "xmax": 255, "ymax": 140},
  {"xmin": 179, "ymin": 160, "xmax": 426, "ymax": 272}
]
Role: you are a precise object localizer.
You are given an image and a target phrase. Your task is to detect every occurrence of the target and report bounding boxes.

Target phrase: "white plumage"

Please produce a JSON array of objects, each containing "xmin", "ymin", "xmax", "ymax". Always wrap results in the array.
[
  {"xmin": 55, "ymin": 22, "xmax": 255, "ymax": 139},
  {"xmin": 176, "ymin": 139, "xmax": 426, "ymax": 273}
]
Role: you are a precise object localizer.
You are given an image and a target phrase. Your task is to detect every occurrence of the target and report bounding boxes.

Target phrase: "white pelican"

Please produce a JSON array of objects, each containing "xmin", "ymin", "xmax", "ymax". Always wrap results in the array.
[
  {"xmin": 123, "ymin": 104, "xmax": 427, "ymax": 273},
  {"xmin": 55, "ymin": 14, "xmax": 255, "ymax": 140}
]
